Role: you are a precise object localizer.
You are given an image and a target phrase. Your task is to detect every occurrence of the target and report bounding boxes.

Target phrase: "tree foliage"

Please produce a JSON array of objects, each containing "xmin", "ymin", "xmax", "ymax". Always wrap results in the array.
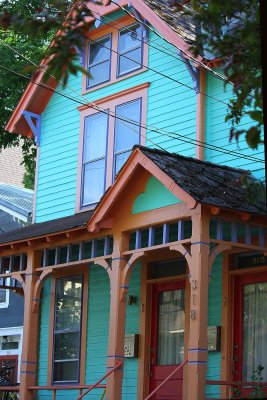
[{"xmin": 174, "ymin": 0, "xmax": 263, "ymax": 149}]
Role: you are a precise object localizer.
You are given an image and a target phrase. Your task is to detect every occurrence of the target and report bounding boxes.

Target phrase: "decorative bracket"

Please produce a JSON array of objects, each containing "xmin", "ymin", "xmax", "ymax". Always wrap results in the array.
[
  {"xmin": 128, "ymin": 4, "xmax": 149, "ymax": 41},
  {"xmin": 179, "ymin": 51, "xmax": 200, "ymax": 93},
  {"xmin": 22, "ymin": 110, "xmax": 41, "ymax": 146},
  {"xmin": 32, "ymin": 268, "xmax": 52, "ymax": 313}
]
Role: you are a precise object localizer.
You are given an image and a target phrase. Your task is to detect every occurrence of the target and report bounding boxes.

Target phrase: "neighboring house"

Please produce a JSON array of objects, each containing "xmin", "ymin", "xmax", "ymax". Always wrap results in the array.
[
  {"xmin": 0, "ymin": 1, "xmax": 266, "ymax": 400},
  {"xmin": 0, "ymin": 145, "xmax": 25, "ymax": 188},
  {"xmin": 0, "ymin": 183, "xmax": 33, "ymax": 386}
]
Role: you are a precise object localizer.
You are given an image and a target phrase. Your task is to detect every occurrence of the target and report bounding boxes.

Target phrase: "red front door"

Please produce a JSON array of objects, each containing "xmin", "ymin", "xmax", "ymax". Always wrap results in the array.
[
  {"xmin": 233, "ymin": 271, "xmax": 267, "ymax": 395},
  {"xmin": 149, "ymin": 281, "xmax": 185, "ymax": 399}
]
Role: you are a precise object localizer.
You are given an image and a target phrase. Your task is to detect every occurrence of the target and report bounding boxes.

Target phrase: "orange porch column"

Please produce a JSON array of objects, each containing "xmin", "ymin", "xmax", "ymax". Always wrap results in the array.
[
  {"xmin": 19, "ymin": 250, "xmax": 41, "ymax": 400},
  {"xmin": 186, "ymin": 210, "xmax": 210, "ymax": 400},
  {"xmin": 105, "ymin": 232, "xmax": 129, "ymax": 400}
]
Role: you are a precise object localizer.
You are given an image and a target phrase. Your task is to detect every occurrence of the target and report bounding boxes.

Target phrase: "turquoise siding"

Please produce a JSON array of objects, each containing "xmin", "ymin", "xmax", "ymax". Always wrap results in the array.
[
  {"xmin": 132, "ymin": 176, "xmax": 181, "ymax": 214},
  {"xmin": 206, "ymin": 254, "xmax": 222, "ymax": 399},
  {"xmin": 206, "ymin": 74, "xmax": 265, "ymax": 180},
  {"xmin": 37, "ymin": 265, "xmax": 141, "ymax": 399},
  {"xmin": 35, "ymin": 24, "xmax": 196, "ymax": 222}
]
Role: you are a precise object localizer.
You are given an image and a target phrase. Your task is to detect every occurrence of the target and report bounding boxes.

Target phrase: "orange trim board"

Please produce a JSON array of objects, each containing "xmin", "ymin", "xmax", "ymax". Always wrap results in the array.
[
  {"xmin": 6, "ymin": 0, "xmax": 199, "ymax": 137},
  {"xmin": 87, "ymin": 148, "xmax": 198, "ymax": 232}
]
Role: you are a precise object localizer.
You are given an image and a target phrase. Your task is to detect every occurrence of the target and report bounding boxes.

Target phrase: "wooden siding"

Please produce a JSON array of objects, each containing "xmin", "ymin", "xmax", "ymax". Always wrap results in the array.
[
  {"xmin": 34, "ymin": 27, "xmax": 196, "ymax": 222},
  {"xmin": 205, "ymin": 74, "xmax": 265, "ymax": 180},
  {"xmin": 206, "ymin": 254, "xmax": 222, "ymax": 399},
  {"xmin": 132, "ymin": 176, "xmax": 181, "ymax": 214}
]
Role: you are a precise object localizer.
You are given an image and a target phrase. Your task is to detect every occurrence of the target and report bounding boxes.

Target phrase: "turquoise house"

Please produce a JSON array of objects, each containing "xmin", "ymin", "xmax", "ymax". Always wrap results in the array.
[{"xmin": 1, "ymin": 1, "xmax": 266, "ymax": 399}]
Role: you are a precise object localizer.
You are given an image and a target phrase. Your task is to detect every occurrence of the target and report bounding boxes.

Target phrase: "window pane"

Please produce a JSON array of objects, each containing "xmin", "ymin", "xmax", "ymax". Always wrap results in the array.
[
  {"xmin": 0, "ymin": 289, "xmax": 6, "ymax": 303},
  {"xmin": 115, "ymin": 151, "xmax": 131, "ymax": 176},
  {"xmin": 54, "ymin": 360, "xmax": 79, "ymax": 382},
  {"xmin": 242, "ymin": 282, "xmax": 267, "ymax": 381},
  {"xmin": 88, "ymin": 60, "xmax": 110, "ymax": 87},
  {"xmin": 119, "ymin": 24, "xmax": 142, "ymax": 51},
  {"xmin": 115, "ymin": 99, "xmax": 141, "ymax": 153},
  {"xmin": 84, "ymin": 113, "xmax": 108, "ymax": 162},
  {"xmin": 55, "ymin": 278, "xmax": 82, "ymax": 331},
  {"xmin": 54, "ymin": 332, "xmax": 80, "ymax": 360},
  {"xmin": 157, "ymin": 289, "xmax": 185, "ymax": 366},
  {"xmin": 118, "ymin": 47, "xmax": 142, "ymax": 75},
  {"xmin": 89, "ymin": 36, "xmax": 111, "ymax": 65},
  {"xmin": 83, "ymin": 159, "xmax": 106, "ymax": 205}
]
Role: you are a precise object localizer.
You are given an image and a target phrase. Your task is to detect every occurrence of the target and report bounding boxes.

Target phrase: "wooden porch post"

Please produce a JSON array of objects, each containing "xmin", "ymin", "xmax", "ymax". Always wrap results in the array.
[
  {"xmin": 186, "ymin": 210, "xmax": 210, "ymax": 400},
  {"xmin": 105, "ymin": 232, "xmax": 129, "ymax": 400},
  {"xmin": 19, "ymin": 250, "xmax": 42, "ymax": 400}
]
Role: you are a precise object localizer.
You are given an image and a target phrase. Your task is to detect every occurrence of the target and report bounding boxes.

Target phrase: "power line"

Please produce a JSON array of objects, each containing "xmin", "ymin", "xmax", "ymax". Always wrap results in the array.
[
  {"xmin": 0, "ymin": 62, "xmax": 263, "ymax": 164},
  {"xmin": 83, "ymin": 3, "xmax": 233, "ymax": 88},
  {"xmin": 108, "ymin": 0, "xmax": 233, "ymax": 85}
]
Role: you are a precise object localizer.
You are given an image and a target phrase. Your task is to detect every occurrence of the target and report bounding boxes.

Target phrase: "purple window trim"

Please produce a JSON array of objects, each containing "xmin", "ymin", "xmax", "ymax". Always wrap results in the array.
[
  {"xmin": 52, "ymin": 275, "xmax": 83, "ymax": 385},
  {"xmin": 86, "ymin": 33, "xmax": 112, "ymax": 90},
  {"xmin": 116, "ymin": 23, "xmax": 144, "ymax": 79}
]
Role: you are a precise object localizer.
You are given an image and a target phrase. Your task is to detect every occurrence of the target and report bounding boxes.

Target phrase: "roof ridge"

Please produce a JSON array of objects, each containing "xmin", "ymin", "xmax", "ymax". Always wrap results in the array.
[{"xmin": 135, "ymin": 145, "xmax": 252, "ymax": 176}]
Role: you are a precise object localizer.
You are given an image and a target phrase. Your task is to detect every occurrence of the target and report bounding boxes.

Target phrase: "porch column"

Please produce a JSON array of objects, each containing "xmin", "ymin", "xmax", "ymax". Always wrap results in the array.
[
  {"xmin": 19, "ymin": 250, "xmax": 42, "ymax": 400},
  {"xmin": 106, "ymin": 232, "xmax": 129, "ymax": 400},
  {"xmin": 186, "ymin": 210, "xmax": 210, "ymax": 400}
]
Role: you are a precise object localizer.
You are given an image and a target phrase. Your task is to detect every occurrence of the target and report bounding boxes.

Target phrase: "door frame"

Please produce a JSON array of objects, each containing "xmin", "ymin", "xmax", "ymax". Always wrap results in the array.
[
  {"xmin": 137, "ymin": 259, "xmax": 190, "ymax": 400},
  {"xmin": 220, "ymin": 255, "xmax": 267, "ymax": 399},
  {"xmin": 149, "ymin": 280, "xmax": 186, "ymax": 396},
  {"xmin": 233, "ymin": 270, "xmax": 267, "ymax": 382}
]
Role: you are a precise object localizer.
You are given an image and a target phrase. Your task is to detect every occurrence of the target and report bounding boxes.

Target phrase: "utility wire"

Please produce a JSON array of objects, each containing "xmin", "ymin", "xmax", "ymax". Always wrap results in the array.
[
  {"xmin": 85, "ymin": 3, "xmax": 232, "ymax": 87},
  {"xmin": 108, "ymin": 0, "xmax": 233, "ymax": 84},
  {"xmin": 0, "ymin": 62, "xmax": 264, "ymax": 164}
]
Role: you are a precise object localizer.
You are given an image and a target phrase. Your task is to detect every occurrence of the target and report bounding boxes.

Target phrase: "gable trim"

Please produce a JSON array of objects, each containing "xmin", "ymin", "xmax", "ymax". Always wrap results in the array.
[{"xmin": 87, "ymin": 148, "xmax": 197, "ymax": 232}]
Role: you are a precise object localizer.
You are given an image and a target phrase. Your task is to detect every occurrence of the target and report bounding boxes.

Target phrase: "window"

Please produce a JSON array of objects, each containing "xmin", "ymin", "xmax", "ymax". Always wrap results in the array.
[
  {"xmin": 83, "ymin": 17, "xmax": 147, "ymax": 92},
  {"xmin": 113, "ymin": 98, "xmax": 141, "ymax": 177},
  {"xmin": 52, "ymin": 276, "xmax": 83, "ymax": 383},
  {"xmin": 80, "ymin": 96, "xmax": 142, "ymax": 207},
  {"xmin": 0, "ymin": 290, "xmax": 8, "ymax": 308},
  {"xmin": 87, "ymin": 35, "xmax": 111, "ymax": 88},
  {"xmin": 117, "ymin": 24, "xmax": 143, "ymax": 77}
]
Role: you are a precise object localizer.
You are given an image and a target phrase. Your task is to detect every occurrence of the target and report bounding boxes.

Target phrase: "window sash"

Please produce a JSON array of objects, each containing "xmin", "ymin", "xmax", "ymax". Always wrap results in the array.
[
  {"xmin": 52, "ymin": 276, "xmax": 83, "ymax": 384},
  {"xmin": 87, "ymin": 34, "xmax": 112, "ymax": 88},
  {"xmin": 117, "ymin": 24, "xmax": 143, "ymax": 76}
]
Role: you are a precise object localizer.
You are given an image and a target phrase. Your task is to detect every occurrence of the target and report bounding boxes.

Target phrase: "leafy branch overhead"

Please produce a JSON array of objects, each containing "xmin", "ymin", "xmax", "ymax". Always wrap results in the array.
[{"xmin": 173, "ymin": 0, "xmax": 263, "ymax": 150}]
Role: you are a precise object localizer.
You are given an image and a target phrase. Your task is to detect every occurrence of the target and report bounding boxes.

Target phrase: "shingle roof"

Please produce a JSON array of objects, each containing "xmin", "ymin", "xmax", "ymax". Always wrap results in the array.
[
  {"xmin": 143, "ymin": 0, "xmax": 196, "ymax": 45},
  {"xmin": 0, "ymin": 210, "xmax": 94, "ymax": 245},
  {"xmin": 136, "ymin": 146, "xmax": 266, "ymax": 215},
  {"xmin": 0, "ymin": 183, "xmax": 33, "ymax": 218}
]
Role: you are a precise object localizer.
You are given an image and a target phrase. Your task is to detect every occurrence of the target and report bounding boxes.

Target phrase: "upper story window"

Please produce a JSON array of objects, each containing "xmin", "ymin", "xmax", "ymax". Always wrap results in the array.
[
  {"xmin": 87, "ymin": 34, "xmax": 111, "ymax": 88},
  {"xmin": 117, "ymin": 24, "xmax": 143, "ymax": 77},
  {"xmin": 53, "ymin": 276, "xmax": 83, "ymax": 383},
  {"xmin": 77, "ymin": 83, "xmax": 149, "ymax": 210},
  {"xmin": 83, "ymin": 17, "xmax": 148, "ymax": 93}
]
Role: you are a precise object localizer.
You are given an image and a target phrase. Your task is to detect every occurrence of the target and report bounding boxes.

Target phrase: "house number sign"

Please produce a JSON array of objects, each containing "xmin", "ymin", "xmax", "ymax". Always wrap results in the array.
[{"xmin": 190, "ymin": 279, "xmax": 198, "ymax": 320}]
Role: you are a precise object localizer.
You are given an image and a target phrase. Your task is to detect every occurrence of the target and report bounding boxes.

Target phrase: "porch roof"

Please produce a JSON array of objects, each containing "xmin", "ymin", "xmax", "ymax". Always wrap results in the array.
[
  {"xmin": 0, "ymin": 210, "xmax": 93, "ymax": 246},
  {"xmin": 137, "ymin": 146, "xmax": 266, "ymax": 215}
]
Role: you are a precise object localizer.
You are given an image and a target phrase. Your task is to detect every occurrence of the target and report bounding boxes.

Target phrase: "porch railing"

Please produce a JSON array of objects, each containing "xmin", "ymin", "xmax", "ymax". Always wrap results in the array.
[
  {"xmin": 144, "ymin": 359, "xmax": 188, "ymax": 400},
  {"xmin": 28, "ymin": 361, "xmax": 122, "ymax": 400},
  {"xmin": 0, "ymin": 386, "xmax": 19, "ymax": 400},
  {"xmin": 206, "ymin": 379, "xmax": 267, "ymax": 399}
]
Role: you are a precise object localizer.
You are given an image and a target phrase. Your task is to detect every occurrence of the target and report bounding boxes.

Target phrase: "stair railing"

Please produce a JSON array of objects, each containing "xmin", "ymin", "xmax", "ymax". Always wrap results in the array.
[
  {"xmin": 76, "ymin": 361, "xmax": 123, "ymax": 400},
  {"xmin": 144, "ymin": 359, "xmax": 188, "ymax": 400}
]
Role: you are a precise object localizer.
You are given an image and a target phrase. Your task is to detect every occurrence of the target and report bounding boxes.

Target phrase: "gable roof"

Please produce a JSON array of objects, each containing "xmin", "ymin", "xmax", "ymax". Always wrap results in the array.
[
  {"xmin": 88, "ymin": 145, "xmax": 266, "ymax": 232},
  {"xmin": 137, "ymin": 146, "xmax": 266, "ymax": 214},
  {"xmin": 6, "ymin": 0, "xmax": 200, "ymax": 138}
]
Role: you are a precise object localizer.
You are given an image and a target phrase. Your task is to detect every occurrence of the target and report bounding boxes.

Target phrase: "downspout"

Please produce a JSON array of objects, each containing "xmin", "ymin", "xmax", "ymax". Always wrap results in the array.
[{"xmin": 196, "ymin": 69, "xmax": 206, "ymax": 161}]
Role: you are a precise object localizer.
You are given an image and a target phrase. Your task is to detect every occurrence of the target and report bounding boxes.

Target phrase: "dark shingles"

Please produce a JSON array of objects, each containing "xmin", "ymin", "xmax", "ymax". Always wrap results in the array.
[
  {"xmin": 143, "ymin": 0, "xmax": 196, "ymax": 45},
  {"xmin": 135, "ymin": 145, "xmax": 266, "ymax": 215},
  {"xmin": 0, "ymin": 210, "xmax": 94, "ymax": 245}
]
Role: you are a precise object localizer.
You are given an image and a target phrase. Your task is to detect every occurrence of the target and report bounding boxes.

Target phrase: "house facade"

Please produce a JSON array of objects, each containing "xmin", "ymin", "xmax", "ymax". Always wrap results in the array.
[{"xmin": 1, "ymin": 1, "xmax": 266, "ymax": 399}]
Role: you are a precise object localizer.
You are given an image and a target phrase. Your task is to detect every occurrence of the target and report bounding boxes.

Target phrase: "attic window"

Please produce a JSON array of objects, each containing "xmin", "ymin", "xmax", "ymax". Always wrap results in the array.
[
  {"xmin": 87, "ymin": 34, "xmax": 112, "ymax": 88},
  {"xmin": 117, "ymin": 23, "xmax": 143, "ymax": 76}
]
